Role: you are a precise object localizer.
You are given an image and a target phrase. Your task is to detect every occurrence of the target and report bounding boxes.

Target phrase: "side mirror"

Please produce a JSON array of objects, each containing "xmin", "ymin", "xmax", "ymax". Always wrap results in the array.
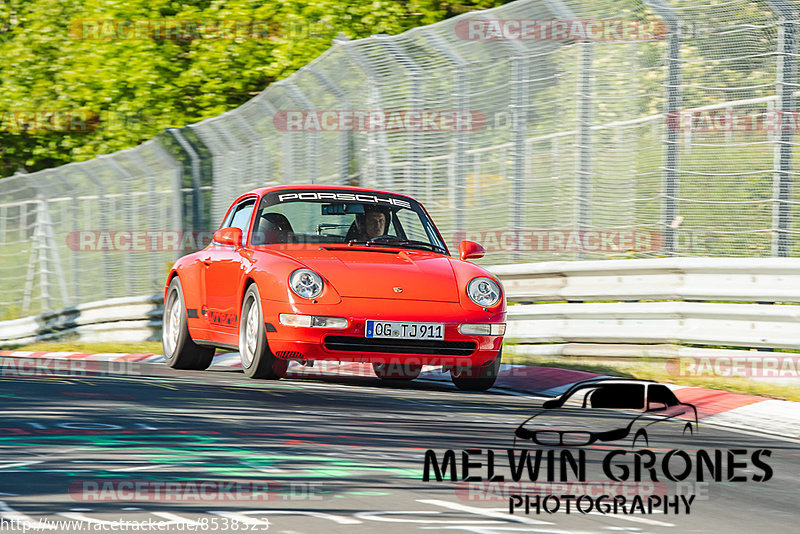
[
  {"xmin": 213, "ymin": 227, "xmax": 243, "ymax": 249},
  {"xmin": 542, "ymin": 399, "xmax": 560, "ymax": 409},
  {"xmin": 458, "ymin": 240, "xmax": 485, "ymax": 261}
]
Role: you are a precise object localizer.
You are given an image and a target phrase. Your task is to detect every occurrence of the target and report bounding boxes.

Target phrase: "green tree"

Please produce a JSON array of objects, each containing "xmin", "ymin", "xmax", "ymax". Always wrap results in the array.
[{"xmin": 0, "ymin": 0, "xmax": 510, "ymax": 177}]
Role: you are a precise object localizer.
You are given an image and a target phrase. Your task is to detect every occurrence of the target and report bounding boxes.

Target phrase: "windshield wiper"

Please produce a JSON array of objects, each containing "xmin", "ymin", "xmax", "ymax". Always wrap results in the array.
[{"xmin": 348, "ymin": 237, "xmax": 446, "ymax": 254}]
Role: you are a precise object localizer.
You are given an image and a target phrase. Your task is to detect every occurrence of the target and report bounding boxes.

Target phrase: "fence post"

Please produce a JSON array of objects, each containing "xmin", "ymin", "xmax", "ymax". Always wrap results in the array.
[
  {"xmin": 510, "ymin": 55, "xmax": 529, "ymax": 261},
  {"xmin": 647, "ymin": 0, "xmax": 683, "ymax": 255},
  {"xmin": 576, "ymin": 43, "xmax": 593, "ymax": 260},
  {"xmin": 766, "ymin": 0, "xmax": 797, "ymax": 256},
  {"xmin": 167, "ymin": 128, "xmax": 204, "ymax": 232}
]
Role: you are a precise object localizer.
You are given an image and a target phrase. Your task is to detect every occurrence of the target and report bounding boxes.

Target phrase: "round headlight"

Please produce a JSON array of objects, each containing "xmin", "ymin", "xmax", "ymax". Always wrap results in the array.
[
  {"xmin": 289, "ymin": 269, "xmax": 324, "ymax": 299},
  {"xmin": 466, "ymin": 277, "xmax": 501, "ymax": 307}
]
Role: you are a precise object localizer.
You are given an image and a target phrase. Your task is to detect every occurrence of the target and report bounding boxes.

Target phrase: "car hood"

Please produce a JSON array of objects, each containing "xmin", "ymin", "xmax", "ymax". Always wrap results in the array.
[
  {"xmin": 281, "ymin": 246, "xmax": 461, "ymax": 302},
  {"xmin": 521, "ymin": 407, "xmax": 641, "ymax": 434}
]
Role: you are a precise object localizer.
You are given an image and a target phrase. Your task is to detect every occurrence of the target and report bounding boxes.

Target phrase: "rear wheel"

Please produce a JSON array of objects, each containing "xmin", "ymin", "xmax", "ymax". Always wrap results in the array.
[
  {"xmin": 239, "ymin": 284, "xmax": 287, "ymax": 379},
  {"xmin": 450, "ymin": 348, "xmax": 501, "ymax": 391},
  {"xmin": 163, "ymin": 277, "xmax": 215, "ymax": 370},
  {"xmin": 373, "ymin": 362, "xmax": 422, "ymax": 381}
]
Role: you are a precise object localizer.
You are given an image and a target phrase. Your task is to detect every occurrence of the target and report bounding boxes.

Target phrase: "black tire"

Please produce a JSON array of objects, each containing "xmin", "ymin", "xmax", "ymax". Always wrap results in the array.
[
  {"xmin": 163, "ymin": 277, "xmax": 215, "ymax": 370},
  {"xmin": 450, "ymin": 348, "xmax": 502, "ymax": 392},
  {"xmin": 239, "ymin": 284, "xmax": 287, "ymax": 379},
  {"xmin": 373, "ymin": 362, "xmax": 422, "ymax": 381},
  {"xmin": 632, "ymin": 428, "xmax": 649, "ymax": 448},
  {"xmin": 683, "ymin": 422, "xmax": 694, "ymax": 436}
]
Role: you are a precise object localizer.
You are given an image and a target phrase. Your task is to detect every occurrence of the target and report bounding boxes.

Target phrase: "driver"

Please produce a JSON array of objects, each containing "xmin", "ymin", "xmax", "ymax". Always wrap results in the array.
[
  {"xmin": 363, "ymin": 208, "xmax": 387, "ymax": 239},
  {"xmin": 347, "ymin": 206, "xmax": 389, "ymax": 241}
]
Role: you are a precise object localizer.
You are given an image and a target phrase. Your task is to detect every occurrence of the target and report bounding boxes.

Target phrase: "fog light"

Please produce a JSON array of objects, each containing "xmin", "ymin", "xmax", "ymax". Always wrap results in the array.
[
  {"xmin": 279, "ymin": 314, "xmax": 347, "ymax": 329},
  {"xmin": 458, "ymin": 323, "xmax": 506, "ymax": 335}
]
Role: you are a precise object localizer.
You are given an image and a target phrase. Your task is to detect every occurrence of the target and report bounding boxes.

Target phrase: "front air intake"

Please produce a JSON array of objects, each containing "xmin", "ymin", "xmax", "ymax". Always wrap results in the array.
[{"xmin": 323, "ymin": 336, "xmax": 475, "ymax": 356}]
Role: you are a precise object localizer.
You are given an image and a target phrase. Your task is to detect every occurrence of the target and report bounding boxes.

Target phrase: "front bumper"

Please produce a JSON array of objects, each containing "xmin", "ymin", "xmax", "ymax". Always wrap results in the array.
[{"xmin": 263, "ymin": 296, "xmax": 504, "ymax": 366}]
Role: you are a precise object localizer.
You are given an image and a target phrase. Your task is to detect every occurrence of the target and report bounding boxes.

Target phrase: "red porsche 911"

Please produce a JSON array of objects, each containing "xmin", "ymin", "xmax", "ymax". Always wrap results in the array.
[{"xmin": 162, "ymin": 185, "xmax": 506, "ymax": 391}]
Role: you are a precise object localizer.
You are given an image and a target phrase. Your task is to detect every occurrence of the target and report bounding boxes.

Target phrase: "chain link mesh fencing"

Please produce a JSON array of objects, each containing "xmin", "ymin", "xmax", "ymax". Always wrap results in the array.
[
  {"xmin": 0, "ymin": 140, "xmax": 182, "ymax": 318},
  {"xmin": 0, "ymin": 0, "xmax": 797, "ymax": 319}
]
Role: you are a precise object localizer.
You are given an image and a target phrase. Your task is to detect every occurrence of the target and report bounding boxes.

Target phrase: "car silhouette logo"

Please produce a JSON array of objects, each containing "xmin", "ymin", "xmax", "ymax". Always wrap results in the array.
[{"xmin": 514, "ymin": 378, "xmax": 698, "ymax": 448}]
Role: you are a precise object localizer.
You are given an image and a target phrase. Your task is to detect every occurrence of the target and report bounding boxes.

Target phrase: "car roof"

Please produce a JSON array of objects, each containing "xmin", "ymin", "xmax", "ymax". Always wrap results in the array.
[
  {"xmin": 558, "ymin": 378, "xmax": 660, "ymax": 397},
  {"xmin": 571, "ymin": 377, "xmax": 658, "ymax": 387},
  {"xmin": 241, "ymin": 184, "xmax": 418, "ymax": 202}
]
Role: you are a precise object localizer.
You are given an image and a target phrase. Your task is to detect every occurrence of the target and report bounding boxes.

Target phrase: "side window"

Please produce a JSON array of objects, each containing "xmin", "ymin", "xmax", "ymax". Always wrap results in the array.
[
  {"xmin": 648, "ymin": 385, "xmax": 679, "ymax": 408},
  {"xmin": 220, "ymin": 199, "xmax": 256, "ymax": 240},
  {"xmin": 230, "ymin": 200, "xmax": 255, "ymax": 233},
  {"xmin": 220, "ymin": 207, "xmax": 236, "ymax": 229}
]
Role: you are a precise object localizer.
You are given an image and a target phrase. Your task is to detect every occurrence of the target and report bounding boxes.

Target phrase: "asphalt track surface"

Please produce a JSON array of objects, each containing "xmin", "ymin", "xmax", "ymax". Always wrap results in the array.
[{"xmin": 0, "ymin": 359, "xmax": 798, "ymax": 533}]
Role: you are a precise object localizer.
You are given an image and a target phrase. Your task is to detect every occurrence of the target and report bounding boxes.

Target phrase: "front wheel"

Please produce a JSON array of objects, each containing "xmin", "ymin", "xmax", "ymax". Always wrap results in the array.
[
  {"xmin": 239, "ymin": 284, "xmax": 287, "ymax": 379},
  {"xmin": 163, "ymin": 277, "xmax": 215, "ymax": 370},
  {"xmin": 450, "ymin": 348, "xmax": 502, "ymax": 391}
]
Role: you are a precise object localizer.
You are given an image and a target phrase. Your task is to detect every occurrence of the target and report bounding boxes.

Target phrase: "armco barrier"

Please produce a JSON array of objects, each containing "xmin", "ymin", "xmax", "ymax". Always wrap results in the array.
[
  {"xmin": 2, "ymin": 258, "xmax": 799, "ymax": 358},
  {"xmin": 488, "ymin": 257, "xmax": 800, "ymax": 361},
  {"xmin": 489, "ymin": 257, "xmax": 800, "ymax": 303},
  {"xmin": 0, "ymin": 295, "xmax": 162, "ymax": 346}
]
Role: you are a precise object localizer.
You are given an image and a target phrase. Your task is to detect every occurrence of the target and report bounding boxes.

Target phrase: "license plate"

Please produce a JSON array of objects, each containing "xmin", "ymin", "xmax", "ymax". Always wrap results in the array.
[{"xmin": 365, "ymin": 320, "xmax": 445, "ymax": 340}]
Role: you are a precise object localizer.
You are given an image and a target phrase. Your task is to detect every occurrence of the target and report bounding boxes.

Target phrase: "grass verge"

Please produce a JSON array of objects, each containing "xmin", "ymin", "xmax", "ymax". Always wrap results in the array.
[
  {"xmin": 504, "ymin": 351, "xmax": 800, "ymax": 403},
  {"xmin": 1, "ymin": 341, "xmax": 164, "ymax": 354}
]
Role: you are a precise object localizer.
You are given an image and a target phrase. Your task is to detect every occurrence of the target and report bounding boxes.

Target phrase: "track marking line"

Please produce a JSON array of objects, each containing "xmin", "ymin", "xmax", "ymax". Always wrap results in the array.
[
  {"xmin": 0, "ymin": 461, "xmax": 43, "ymax": 470},
  {"xmin": 1, "ymin": 501, "xmax": 58, "ymax": 529},
  {"xmin": 113, "ymin": 464, "xmax": 169, "ymax": 472}
]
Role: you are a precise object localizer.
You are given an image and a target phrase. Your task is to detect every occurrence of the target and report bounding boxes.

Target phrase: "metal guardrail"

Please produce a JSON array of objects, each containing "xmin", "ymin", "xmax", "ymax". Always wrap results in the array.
[
  {"xmin": 488, "ymin": 257, "xmax": 800, "ymax": 359},
  {"xmin": 2, "ymin": 258, "xmax": 799, "ymax": 358},
  {"xmin": 490, "ymin": 257, "xmax": 800, "ymax": 303},
  {"xmin": 0, "ymin": 295, "xmax": 162, "ymax": 346}
]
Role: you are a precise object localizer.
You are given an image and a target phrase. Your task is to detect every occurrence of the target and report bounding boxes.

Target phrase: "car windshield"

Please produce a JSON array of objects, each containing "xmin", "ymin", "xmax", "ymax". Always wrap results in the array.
[
  {"xmin": 562, "ymin": 384, "xmax": 646, "ymax": 410},
  {"xmin": 250, "ymin": 190, "xmax": 448, "ymax": 254}
]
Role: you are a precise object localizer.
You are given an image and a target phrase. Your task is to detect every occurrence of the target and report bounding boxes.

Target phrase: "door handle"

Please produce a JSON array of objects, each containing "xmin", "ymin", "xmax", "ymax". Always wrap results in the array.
[{"xmin": 202, "ymin": 257, "xmax": 212, "ymax": 266}]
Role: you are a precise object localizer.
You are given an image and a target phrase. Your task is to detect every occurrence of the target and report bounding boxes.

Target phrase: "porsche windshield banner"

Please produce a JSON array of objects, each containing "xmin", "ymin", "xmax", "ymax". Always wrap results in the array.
[{"xmin": 274, "ymin": 190, "xmax": 413, "ymax": 209}]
